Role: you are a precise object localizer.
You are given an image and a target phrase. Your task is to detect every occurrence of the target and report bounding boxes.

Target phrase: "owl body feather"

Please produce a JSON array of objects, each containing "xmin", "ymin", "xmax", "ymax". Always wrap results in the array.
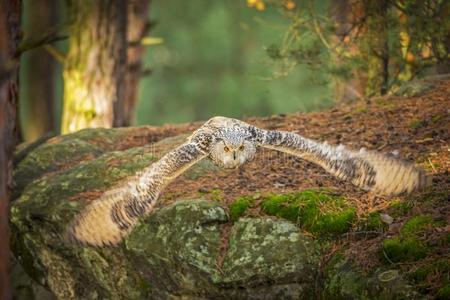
[{"xmin": 67, "ymin": 116, "xmax": 430, "ymax": 247}]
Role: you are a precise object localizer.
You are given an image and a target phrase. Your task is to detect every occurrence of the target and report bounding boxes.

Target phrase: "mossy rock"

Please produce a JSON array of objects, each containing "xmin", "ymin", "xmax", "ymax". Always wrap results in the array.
[
  {"xmin": 11, "ymin": 128, "xmax": 424, "ymax": 299},
  {"xmin": 9, "ymin": 129, "xmax": 321, "ymax": 299},
  {"xmin": 127, "ymin": 203, "xmax": 320, "ymax": 299},
  {"xmin": 261, "ymin": 190, "xmax": 356, "ymax": 236},
  {"xmin": 393, "ymin": 79, "xmax": 436, "ymax": 97},
  {"xmin": 323, "ymin": 256, "xmax": 423, "ymax": 300},
  {"xmin": 12, "ymin": 127, "xmax": 186, "ymax": 200},
  {"xmin": 13, "ymin": 138, "xmax": 103, "ymax": 199},
  {"xmin": 410, "ymin": 258, "xmax": 450, "ymax": 295}
]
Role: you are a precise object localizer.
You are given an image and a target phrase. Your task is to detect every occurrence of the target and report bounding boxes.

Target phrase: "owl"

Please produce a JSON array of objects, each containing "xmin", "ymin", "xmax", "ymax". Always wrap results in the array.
[{"xmin": 66, "ymin": 117, "xmax": 430, "ymax": 247}]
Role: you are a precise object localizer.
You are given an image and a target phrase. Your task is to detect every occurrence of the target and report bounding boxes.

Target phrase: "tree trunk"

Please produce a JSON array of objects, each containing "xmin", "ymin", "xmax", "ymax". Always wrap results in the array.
[
  {"xmin": 362, "ymin": 0, "xmax": 389, "ymax": 97},
  {"xmin": 116, "ymin": 0, "xmax": 151, "ymax": 127},
  {"xmin": 329, "ymin": 0, "xmax": 366, "ymax": 102},
  {"xmin": 0, "ymin": 0, "xmax": 21, "ymax": 299},
  {"xmin": 62, "ymin": 0, "xmax": 127, "ymax": 133},
  {"xmin": 22, "ymin": 0, "xmax": 57, "ymax": 141}
]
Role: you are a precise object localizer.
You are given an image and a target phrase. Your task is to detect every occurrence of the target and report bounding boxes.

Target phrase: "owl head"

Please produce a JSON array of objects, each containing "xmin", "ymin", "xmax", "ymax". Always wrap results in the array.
[{"xmin": 209, "ymin": 128, "xmax": 256, "ymax": 169}]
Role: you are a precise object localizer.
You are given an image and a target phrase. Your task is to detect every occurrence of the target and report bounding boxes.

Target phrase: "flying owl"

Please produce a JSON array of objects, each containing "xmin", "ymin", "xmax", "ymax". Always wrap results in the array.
[{"xmin": 66, "ymin": 116, "xmax": 430, "ymax": 247}]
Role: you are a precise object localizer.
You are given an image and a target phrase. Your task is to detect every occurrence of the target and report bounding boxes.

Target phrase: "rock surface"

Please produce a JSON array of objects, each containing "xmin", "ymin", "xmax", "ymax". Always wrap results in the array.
[{"xmin": 11, "ymin": 127, "xmax": 425, "ymax": 299}]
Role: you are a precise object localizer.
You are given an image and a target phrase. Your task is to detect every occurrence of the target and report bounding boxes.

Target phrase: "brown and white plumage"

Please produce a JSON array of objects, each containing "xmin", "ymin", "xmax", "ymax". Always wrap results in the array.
[
  {"xmin": 66, "ymin": 116, "xmax": 431, "ymax": 247},
  {"xmin": 67, "ymin": 142, "xmax": 207, "ymax": 246}
]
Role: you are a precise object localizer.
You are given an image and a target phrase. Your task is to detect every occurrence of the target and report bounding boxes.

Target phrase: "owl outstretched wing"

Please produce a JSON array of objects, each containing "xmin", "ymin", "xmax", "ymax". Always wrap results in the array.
[
  {"xmin": 66, "ymin": 116, "xmax": 430, "ymax": 247},
  {"xmin": 241, "ymin": 123, "xmax": 430, "ymax": 195},
  {"xmin": 66, "ymin": 139, "xmax": 209, "ymax": 247}
]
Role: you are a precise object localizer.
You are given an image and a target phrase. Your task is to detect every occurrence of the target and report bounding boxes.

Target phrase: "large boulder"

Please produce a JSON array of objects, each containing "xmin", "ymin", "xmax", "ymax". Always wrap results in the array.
[{"xmin": 11, "ymin": 127, "xmax": 422, "ymax": 299}]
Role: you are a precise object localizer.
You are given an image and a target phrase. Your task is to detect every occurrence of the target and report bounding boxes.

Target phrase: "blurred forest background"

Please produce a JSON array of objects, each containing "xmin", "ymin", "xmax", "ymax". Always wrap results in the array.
[{"xmin": 17, "ymin": 0, "xmax": 450, "ymax": 142}]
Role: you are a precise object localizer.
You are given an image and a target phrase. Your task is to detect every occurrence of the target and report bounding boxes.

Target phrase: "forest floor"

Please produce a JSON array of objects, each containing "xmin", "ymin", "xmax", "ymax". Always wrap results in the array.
[{"xmin": 141, "ymin": 78, "xmax": 449, "ymax": 297}]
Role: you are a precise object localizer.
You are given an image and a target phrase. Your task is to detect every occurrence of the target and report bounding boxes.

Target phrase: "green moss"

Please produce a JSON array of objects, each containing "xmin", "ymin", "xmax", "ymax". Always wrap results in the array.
[
  {"xmin": 409, "ymin": 119, "xmax": 427, "ymax": 129},
  {"xmin": 437, "ymin": 284, "xmax": 450, "ymax": 300},
  {"xmin": 382, "ymin": 237, "xmax": 428, "ymax": 263},
  {"xmin": 13, "ymin": 139, "xmax": 103, "ymax": 198},
  {"xmin": 381, "ymin": 215, "xmax": 440, "ymax": 263},
  {"xmin": 11, "ymin": 147, "xmax": 156, "ymax": 233},
  {"xmin": 409, "ymin": 258, "xmax": 450, "ymax": 296},
  {"xmin": 400, "ymin": 215, "xmax": 433, "ymax": 236},
  {"xmin": 229, "ymin": 196, "xmax": 253, "ymax": 222},
  {"xmin": 387, "ymin": 200, "xmax": 413, "ymax": 217},
  {"xmin": 261, "ymin": 190, "xmax": 356, "ymax": 236},
  {"xmin": 198, "ymin": 189, "xmax": 225, "ymax": 202},
  {"xmin": 323, "ymin": 255, "xmax": 422, "ymax": 299},
  {"xmin": 209, "ymin": 189, "xmax": 224, "ymax": 202},
  {"xmin": 432, "ymin": 114, "xmax": 443, "ymax": 123},
  {"xmin": 364, "ymin": 212, "xmax": 387, "ymax": 231},
  {"xmin": 411, "ymin": 258, "xmax": 450, "ymax": 282},
  {"xmin": 354, "ymin": 107, "xmax": 367, "ymax": 113},
  {"xmin": 261, "ymin": 193, "xmax": 301, "ymax": 222},
  {"xmin": 421, "ymin": 190, "xmax": 449, "ymax": 204}
]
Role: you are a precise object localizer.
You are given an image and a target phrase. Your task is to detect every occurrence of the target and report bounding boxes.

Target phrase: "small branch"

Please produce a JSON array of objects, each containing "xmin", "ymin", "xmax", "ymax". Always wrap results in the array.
[
  {"xmin": 128, "ymin": 36, "xmax": 163, "ymax": 47},
  {"xmin": 43, "ymin": 45, "xmax": 66, "ymax": 64},
  {"xmin": 140, "ymin": 67, "xmax": 153, "ymax": 77},
  {"xmin": 382, "ymin": 248, "xmax": 395, "ymax": 265},
  {"xmin": 427, "ymin": 157, "xmax": 437, "ymax": 173},
  {"xmin": 18, "ymin": 33, "xmax": 67, "ymax": 56},
  {"xmin": 307, "ymin": 0, "xmax": 332, "ymax": 50}
]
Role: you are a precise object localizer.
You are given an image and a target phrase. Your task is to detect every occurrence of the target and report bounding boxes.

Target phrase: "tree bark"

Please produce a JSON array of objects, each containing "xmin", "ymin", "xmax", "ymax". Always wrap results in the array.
[
  {"xmin": 62, "ymin": 0, "xmax": 127, "ymax": 133},
  {"xmin": 362, "ymin": 0, "xmax": 389, "ymax": 97},
  {"xmin": 0, "ymin": 0, "xmax": 21, "ymax": 299},
  {"xmin": 329, "ymin": 0, "xmax": 366, "ymax": 102},
  {"xmin": 118, "ymin": 0, "xmax": 151, "ymax": 127},
  {"xmin": 22, "ymin": 0, "xmax": 57, "ymax": 141}
]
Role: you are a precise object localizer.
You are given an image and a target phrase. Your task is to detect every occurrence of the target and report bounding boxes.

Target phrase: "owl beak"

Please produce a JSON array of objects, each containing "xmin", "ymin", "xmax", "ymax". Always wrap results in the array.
[{"xmin": 233, "ymin": 151, "xmax": 237, "ymax": 160}]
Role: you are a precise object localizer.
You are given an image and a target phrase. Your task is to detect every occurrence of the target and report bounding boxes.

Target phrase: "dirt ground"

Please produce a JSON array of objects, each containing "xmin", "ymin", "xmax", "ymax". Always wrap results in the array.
[{"xmin": 159, "ymin": 79, "xmax": 449, "ymax": 209}]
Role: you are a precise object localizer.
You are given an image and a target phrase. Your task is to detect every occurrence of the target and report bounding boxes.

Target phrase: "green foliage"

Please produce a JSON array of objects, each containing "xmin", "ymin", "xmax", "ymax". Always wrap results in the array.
[
  {"xmin": 364, "ymin": 212, "xmax": 387, "ymax": 231},
  {"xmin": 411, "ymin": 258, "xmax": 449, "ymax": 281},
  {"xmin": 264, "ymin": 0, "xmax": 450, "ymax": 97},
  {"xmin": 410, "ymin": 258, "xmax": 450, "ymax": 297},
  {"xmin": 136, "ymin": 0, "xmax": 333, "ymax": 126},
  {"xmin": 198, "ymin": 188, "xmax": 225, "ymax": 202},
  {"xmin": 382, "ymin": 237, "xmax": 428, "ymax": 262},
  {"xmin": 400, "ymin": 215, "xmax": 434, "ymax": 236},
  {"xmin": 387, "ymin": 199, "xmax": 413, "ymax": 217},
  {"xmin": 382, "ymin": 215, "xmax": 440, "ymax": 263},
  {"xmin": 437, "ymin": 284, "xmax": 450, "ymax": 300},
  {"xmin": 229, "ymin": 196, "xmax": 254, "ymax": 222},
  {"xmin": 354, "ymin": 107, "xmax": 368, "ymax": 114},
  {"xmin": 209, "ymin": 189, "xmax": 225, "ymax": 202},
  {"xmin": 409, "ymin": 119, "xmax": 427, "ymax": 129},
  {"xmin": 261, "ymin": 190, "xmax": 356, "ymax": 236}
]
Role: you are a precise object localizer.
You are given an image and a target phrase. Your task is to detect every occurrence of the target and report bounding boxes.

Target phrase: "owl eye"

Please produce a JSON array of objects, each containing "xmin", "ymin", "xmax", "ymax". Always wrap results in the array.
[
  {"xmin": 239, "ymin": 145, "xmax": 245, "ymax": 151},
  {"xmin": 223, "ymin": 146, "xmax": 230, "ymax": 152}
]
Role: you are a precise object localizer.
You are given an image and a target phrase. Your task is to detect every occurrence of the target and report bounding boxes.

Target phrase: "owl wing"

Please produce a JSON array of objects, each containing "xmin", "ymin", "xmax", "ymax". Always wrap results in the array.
[
  {"xmin": 66, "ymin": 139, "xmax": 208, "ymax": 247},
  {"xmin": 243, "ymin": 124, "xmax": 430, "ymax": 196}
]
